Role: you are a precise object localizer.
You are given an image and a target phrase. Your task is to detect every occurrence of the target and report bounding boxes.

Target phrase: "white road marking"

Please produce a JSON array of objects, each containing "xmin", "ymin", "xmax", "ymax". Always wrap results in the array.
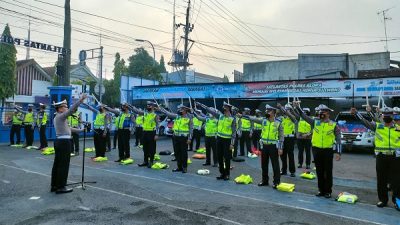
[
  {"xmin": 2, "ymin": 180, "xmax": 10, "ymax": 184},
  {"xmin": 0, "ymin": 163, "xmax": 243, "ymax": 225},
  {"xmin": 29, "ymin": 196, "xmax": 40, "ymax": 200},
  {"xmin": 78, "ymin": 206, "xmax": 91, "ymax": 211}
]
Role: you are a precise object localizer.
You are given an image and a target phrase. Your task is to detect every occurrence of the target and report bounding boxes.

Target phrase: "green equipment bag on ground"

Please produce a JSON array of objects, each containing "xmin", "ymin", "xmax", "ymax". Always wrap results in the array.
[
  {"xmin": 336, "ymin": 192, "xmax": 358, "ymax": 204},
  {"xmin": 121, "ymin": 158, "xmax": 134, "ymax": 165},
  {"xmin": 151, "ymin": 162, "xmax": 169, "ymax": 170},
  {"xmin": 277, "ymin": 183, "xmax": 295, "ymax": 192},
  {"xmin": 154, "ymin": 154, "xmax": 161, "ymax": 161},
  {"xmin": 84, "ymin": 147, "xmax": 95, "ymax": 152},
  {"xmin": 93, "ymin": 156, "xmax": 108, "ymax": 162},
  {"xmin": 300, "ymin": 172, "xmax": 316, "ymax": 180},
  {"xmin": 187, "ymin": 158, "xmax": 192, "ymax": 164},
  {"xmin": 234, "ymin": 174, "xmax": 253, "ymax": 184},
  {"xmin": 196, "ymin": 148, "xmax": 206, "ymax": 154},
  {"xmin": 41, "ymin": 147, "xmax": 55, "ymax": 155}
]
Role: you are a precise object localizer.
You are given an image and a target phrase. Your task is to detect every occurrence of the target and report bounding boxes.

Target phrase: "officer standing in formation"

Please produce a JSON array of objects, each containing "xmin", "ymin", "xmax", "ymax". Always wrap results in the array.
[
  {"xmin": 67, "ymin": 108, "xmax": 82, "ymax": 156},
  {"xmin": 51, "ymin": 95, "xmax": 86, "ymax": 194},
  {"xmin": 252, "ymin": 109, "xmax": 263, "ymax": 152},
  {"xmin": 197, "ymin": 101, "xmax": 236, "ymax": 181},
  {"xmin": 158, "ymin": 104, "xmax": 193, "ymax": 173},
  {"xmin": 294, "ymin": 103, "xmax": 341, "ymax": 198},
  {"xmin": 190, "ymin": 109, "xmax": 203, "ymax": 151},
  {"xmin": 135, "ymin": 110, "xmax": 144, "ymax": 147},
  {"xmin": 9, "ymin": 107, "xmax": 23, "ymax": 146},
  {"xmin": 36, "ymin": 103, "xmax": 48, "ymax": 150},
  {"xmin": 15, "ymin": 104, "xmax": 35, "ymax": 148},
  {"xmin": 194, "ymin": 111, "xmax": 218, "ymax": 166},
  {"xmin": 352, "ymin": 106, "xmax": 400, "ymax": 210},
  {"xmin": 246, "ymin": 105, "xmax": 284, "ymax": 188},
  {"xmin": 111, "ymin": 108, "xmax": 120, "ymax": 150},
  {"xmin": 239, "ymin": 108, "xmax": 253, "ymax": 157}
]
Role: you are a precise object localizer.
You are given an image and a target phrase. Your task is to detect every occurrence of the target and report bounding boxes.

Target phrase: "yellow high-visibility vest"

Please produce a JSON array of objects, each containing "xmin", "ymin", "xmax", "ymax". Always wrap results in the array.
[
  {"xmin": 311, "ymin": 120, "xmax": 336, "ymax": 148},
  {"xmin": 261, "ymin": 119, "xmax": 280, "ymax": 144},
  {"xmin": 374, "ymin": 122, "xmax": 400, "ymax": 154},
  {"xmin": 205, "ymin": 118, "xmax": 218, "ymax": 137},
  {"xmin": 143, "ymin": 112, "xmax": 156, "ymax": 131},
  {"xmin": 217, "ymin": 115, "xmax": 234, "ymax": 139}
]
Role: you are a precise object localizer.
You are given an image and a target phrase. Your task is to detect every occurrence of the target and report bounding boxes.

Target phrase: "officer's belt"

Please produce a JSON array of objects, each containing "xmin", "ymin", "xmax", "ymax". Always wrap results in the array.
[
  {"xmin": 261, "ymin": 139, "xmax": 277, "ymax": 144},
  {"xmin": 56, "ymin": 135, "xmax": 72, "ymax": 139},
  {"xmin": 285, "ymin": 134, "xmax": 295, "ymax": 137}
]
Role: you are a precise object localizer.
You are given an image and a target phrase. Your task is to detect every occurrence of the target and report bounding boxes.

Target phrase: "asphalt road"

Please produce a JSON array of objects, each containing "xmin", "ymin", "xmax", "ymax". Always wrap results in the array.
[{"xmin": 0, "ymin": 136, "xmax": 399, "ymax": 225}]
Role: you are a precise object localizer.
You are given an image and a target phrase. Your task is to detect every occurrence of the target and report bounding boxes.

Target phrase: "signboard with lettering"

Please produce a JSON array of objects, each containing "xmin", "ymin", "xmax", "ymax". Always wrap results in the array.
[{"xmin": 0, "ymin": 35, "xmax": 69, "ymax": 54}]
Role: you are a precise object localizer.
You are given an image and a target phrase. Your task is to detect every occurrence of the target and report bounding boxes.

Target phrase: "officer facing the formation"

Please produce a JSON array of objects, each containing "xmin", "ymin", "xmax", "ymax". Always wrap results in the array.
[
  {"xmin": 197, "ymin": 101, "xmax": 236, "ymax": 181},
  {"xmin": 135, "ymin": 110, "xmax": 144, "ymax": 147},
  {"xmin": 36, "ymin": 103, "xmax": 48, "ymax": 150},
  {"xmin": 295, "ymin": 103, "xmax": 341, "ymax": 198},
  {"xmin": 106, "ymin": 104, "xmax": 135, "ymax": 162},
  {"xmin": 158, "ymin": 104, "xmax": 193, "ymax": 173},
  {"xmin": 239, "ymin": 108, "xmax": 253, "ymax": 157},
  {"xmin": 277, "ymin": 103, "xmax": 297, "ymax": 177},
  {"xmin": 51, "ymin": 95, "xmax": 86, "ymax": 194},
  {"xmin": 352, "ymin": 106, "xmax": 400, "ymax": 210},
  {"xmin": 246, "ymin": 104, "xmax": 284, "ymax": 188},
  {"xmin": 67, "ymin": 108, "xmax": 81, "ymax": 156},
  {"xmin": 190, "ymin": 109, "xmax": 203, "ymax": 151},
  {"xmin": 84, "ymin": 103, "xmax": 109, "ymax": 161},
  {"xmin": 252, "ymin": 109, "xmax": 263, "ymax": 152},
  {"xmin": 16, "ymin": 104, "xmax": 35, "ymax": 148},
  {"xmin": 9, "ymin": 107, "xmax": 23, "ymax": 146},
  {"xmin": 131, "ymin": 102, "xmax": 159, "ymax": 168},
  {"xmin": 194, "ymin": 111, "xmax": 218, "ymax": 166}
]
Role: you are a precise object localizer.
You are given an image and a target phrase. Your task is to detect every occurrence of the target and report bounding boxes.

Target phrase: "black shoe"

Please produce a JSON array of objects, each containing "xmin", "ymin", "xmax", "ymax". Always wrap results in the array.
[
  {"xmin": 147, "ymin": 163, "xmax": 153, "ymax": 168},
  {"xmin": 55, "ymin": 187, "xmax": 73, "ymax": 194},
  {"xmin": 202, "ymin": 163, "xmax": 211, "ymax": 166},
  {"xmin": 272, "ymin": 184, "xmax": 279, "ymax": 189},
  {"xmin": 376, "ymin": 201, "xmax": 387, "ymax": 208},
  {"xmin": 223, "ymin": 176, "xmax": 230, "ymax": 181},
  {"xmin": 114, "ymin": 159, "xmax": 122, "ymax": 162},
  {"xmin": 138, "ymin": 163, "xmax": 148, "ymax": 167},
  {"xmin": 324, "ymin": 193, "xmax": 331, "ymax": 198},
  {"xmin": 290, "ymin": 173, "xmax": 296, "ymax": 177},
  {"xmin": 182, "ymin": 168, "xmax": 187, "ymax": 173},
  {"xmin": 212, "ymin": 164, "xmax": 218, "ymax": 167},
  {"xmin": 258, "ymin": 182, "xmax": 269, "ymax": 186},
  {"xmin": 297, "ymin": 165, "xmax": 302, "ymax": 168},
  {"xmin": 188, "ymin": 149, "xmax": 193, "ymax": 152},
  {"xmin": 216, "ymin": 175, "xmax": 225, "ymax": 180},
  {"xmin": 112, "ymin": 147, "xmax": 116, "ymax": 150},
  {"xmin": 50, "ymin": 187, "xmax": 57, "ymax": 192},
  {"xmin": 315, "ymin": 192, "xmax": 325, "ymax": 197},
  {"xmin": 280, "ymin": 172, "xmax": 287, "ymax": 176},
  {"xmin": 172, "ymin": 168, "xmax": 183, "ymax": 172}
]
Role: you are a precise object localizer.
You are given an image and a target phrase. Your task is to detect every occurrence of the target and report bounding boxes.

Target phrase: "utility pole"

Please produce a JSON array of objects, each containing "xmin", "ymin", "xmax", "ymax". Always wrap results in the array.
[
  {"xmin": 26, "ymin": 20, "xmax": 31, "ymax": 60},
  {"xmin": 172, "ymin": 0, "xmax": 176, "ymax": 73},
  {"xmin": 377, "ymin": 7, "xmax": 393, "ymax": 52},
  {"xmin": 182, "ymin": 0, "xmax": 193, "ymax": 80},
  {"xmin": 62, "ymin": 0, "xmax": 71, "ymax": 86}
]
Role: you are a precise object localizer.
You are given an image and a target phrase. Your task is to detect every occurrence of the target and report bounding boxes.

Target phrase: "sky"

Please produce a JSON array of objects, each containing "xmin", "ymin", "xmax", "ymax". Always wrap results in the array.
[{"xmin": 1, "ymin": 0, "xmax": 400, "ymax": 81}]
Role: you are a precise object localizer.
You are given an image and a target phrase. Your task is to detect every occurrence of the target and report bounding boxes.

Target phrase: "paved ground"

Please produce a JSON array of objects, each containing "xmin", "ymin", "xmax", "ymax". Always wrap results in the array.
[{"xmin": 1, "ymin": 136, "xmax": 399, "ymax": 225}]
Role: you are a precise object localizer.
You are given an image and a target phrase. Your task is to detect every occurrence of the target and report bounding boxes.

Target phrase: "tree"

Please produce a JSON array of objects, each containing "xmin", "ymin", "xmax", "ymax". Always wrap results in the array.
[
  {"xmin": 0, "ymin": 24, "xmax": 17, "ymax": 106},
  {"xmin": 159, "ymin": 55, "xmax": 167, "ymax": 73},
  {"xmin": 127, "ymin": 47, "xmax": 162, "ymax": 82},
  {"xmin": 102, "ymin": 53, "xmax": 127, "ymax": 106},
  {"xmin": 113, "ymin": 52, "xmax": 127, "ymax": 87},
  {"xmin": 223, "ymin": 75, "xmax": 229, "ymax": 82}
]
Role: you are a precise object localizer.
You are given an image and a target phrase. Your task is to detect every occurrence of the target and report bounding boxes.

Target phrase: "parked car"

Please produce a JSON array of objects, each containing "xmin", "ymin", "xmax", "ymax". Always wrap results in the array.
[
  {"xmin": 164, "ymin": 118, "xmax": 174, "ymax": 136},
  {"xmin": 335, "ymin": 111, "xmax": 374, "ymax": 152}
]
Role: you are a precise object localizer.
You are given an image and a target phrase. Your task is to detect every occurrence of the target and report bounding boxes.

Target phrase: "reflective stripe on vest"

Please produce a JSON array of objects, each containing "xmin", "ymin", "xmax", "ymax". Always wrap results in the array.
[
  {"xmin": 282, "ymin": 117, "xmax": 295, "ymax": 136},
  {"xmin": 374, "ymin": 122, "xmax": 400, "ymax": 154},
  {"xmin": 241, "ymin": 118, "xmax": 251, "ymax": 131},
  {"xmin": 298, "ymin": 119, "xmax": 311, "ymax": 134},
  {"xmin": 118, "ymin": 113, "xmax": 131, "ymax": 129},
  {"xmin": 205, "ymin": 118, "xmax": 218, "ymax": 136},
  {"xmin": 311, "ymin": 120, "xmax": 336, "ymax": 148},
  {"xmin": 143, "ymin": 112, "xmax": 156, "ymax": 131},
  {"xmin": 261, "ymin": 119, "xmax": 280, "ymax": 144},
  {"xmin": 193, "ymin": 117, "xmax": 203, "ymax": 130},
  {"xmin": 94, "ymin": 113, "xmax": 106, "ymax": 129},
  {"xmin": 173, "ymin": 116, "xmax": 190, "ymax": 136},
  {"xmin": 217, "ymin": 115, "xmax": 234, "ymax": 138}
]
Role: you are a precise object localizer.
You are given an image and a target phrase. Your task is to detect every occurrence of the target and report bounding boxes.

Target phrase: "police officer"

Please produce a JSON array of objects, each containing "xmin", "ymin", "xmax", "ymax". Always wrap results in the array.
[
  {"xmin": 9, "ymin": 108, "xmax": 23, "ymax": 146},
  {"xmin": 197, "ymin": 101, "xmax": 236, "ymax": 181},
  {"xmin": 194, "ymin": 111, "xmax": 218, "ymax": 166},
  {"xmin": 131, "ymin": 102, "xmax": 159, "ymax": 168},
  {"xmin": 37, "ymin": 103, "xmax": 49, "ymax": 150},
  {"xmin": 67, "ymin": 108, "xmax": 81, "ymax": 156},
  {"xmin": 252, "ymin": 109, "xmax": 263, "ymax": 152},
  {"xmin": 159, "ymin": 104, "xmax": 193, "ymax": 173},
  {"xmin": 51, "ymin": 95, "xmax": 86, "ymax": 194},
  {"xmin": 296, "ymin": 108, "xmax": 312, "ymax": 169},
  {"xmin": 295, "ymin": 103, "xmax": 341, "ymax": 198},
  {"xmin": 112, "ymin": 109, "xmax": 120, "ymax": 150},
  {"xmin": 240, "ymin": 108, "xmax": 253, "ymax": 157},
  {"xmin": 17, "ymin": 104, "xmax": 35, "ymax": 148},
  {"xmin": 85, "ymin": 103, "xmax": 109, "ymax": 160},
  {"xmin": 190, "ymin": 110, "xmax": 203, "ymax": 151},
  {"xmin": 135, "ymin": 111, "xmax": 144, "ymax": 147},
  {"xmin": 106, "ymin": 104, "xmax": 134, "ymax": 162},
  {"xmin": 246, "ymin": 105, "xmax": 284, "ymax": 188},
  {"xmin": 352, "ymin": 107, "xmax": 400, "ymax": 210}
]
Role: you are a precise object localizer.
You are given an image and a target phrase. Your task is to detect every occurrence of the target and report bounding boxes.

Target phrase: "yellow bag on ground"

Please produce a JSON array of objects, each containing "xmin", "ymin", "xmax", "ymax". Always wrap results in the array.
[
  {"xmin": 234, "ymin": 174, "xmax": 253, "ymax": 184},
  {"xmin": 84, "ymin": 147, "xmax": 95, "ymax": 152},
  {"xmin": 121, "ymin": 158, "xmax": 134, "ymax": 165},
  {"xmin": 196, "ymin": 148, "xmax": 206, "ymax": 154},
  {"xmin": 187, "ymin": 158, "xmax": 192, "ymax": 164},
  {"xmin": 300, "ymin": 172, "xmax": 316, "ymax": 180},
  {"xmin": 277, "ymin": 183, "xmax": 295, "ymax": 192},
  {"xmin": 154, "ymin": 154, "xmax": 161, "ymax": 161},
  {"xmin": 151, "ymin": 162, "xmax": 169, "ymax": 170},
  {"xmin": 41, "ymin": 147, "xmax": 55, "ymax": 155},
  {"xmin": 93, "ymin": 156, "xmax": 108, "ymax": 162},
  {"xmin": 26, "ymin": 146, "xmax": 39, "ymax": 150},
  {"xmin": 336, "ymin": 192, "xmax": 358, "ymax": 204}
]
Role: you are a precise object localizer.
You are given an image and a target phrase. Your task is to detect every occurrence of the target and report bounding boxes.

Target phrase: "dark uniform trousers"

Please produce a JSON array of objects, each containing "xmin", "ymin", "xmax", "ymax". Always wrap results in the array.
[
  {"xmin": 376, "ymin": 154, "xmax": 400, "ymax": 204},
  {"xmin": 252, "ymin": 129, "xmax": 261, "ymax": 150},
  {"xmin": 105, "ymin": 129, "xmax": 111, "ymax": 151},
  {"xmin": 281, "ymin": 136, "xmax": 296, "ymax": 174},
  {"xmin": 217, "ymin": 137, "xmax": 232, "ymax": 176},
  {"xmin": 240, "ymin": 131, "xmax": 252, "ymax": 155},
  {"xmin": 313, "ymin": 147, "xmax": 334, "ymax": 194},
  {"xmin": 39, "ymin": 125, "xmax": 48, "ymax": 149},
  {"xmin": 24, "ymin": 125, "xmax": 34, "ymax": 146},
  {"xmin": 190, "ymin": 129, "xmax": 201, "ymax": 151},
  {"xmin": 71, "ymin": 132, "xmax": 80, "ymax": 153},
  {"xmin": 174, "ymin": 136, "xmax": 189, "ymax": 169},
  {"xmin": 261, "ymin": 144, "xmax": 281, "ymax": 185},
  {"xmin": 135, "ymin": 127, "xmax": 143, "ymax": 146},
  {"xmin": 142, "ymin": 130, "xmax": 156, "ymax": 164},
  {"xmin": 94, "ymin": 129, "xmax": 106, "ymax": 157},
  {"xmin": 118, "ymin": 129, "xmax": 131, "ymax": 160},
  {"xmin": 297, "ymin": 139, "xmax": 312, "ymax": 167},
  {"xmin": 51, "ymin": 139, "xmax": 72, "ymax": 189},
  {"xmin": 232, "ymin": 133, "xmax": 239, "ymax": 157},
  {"xmin": 10, "ymin": 124, "xmax": 21, "ymax": 145},
  {"xmin": 205, "ymin": 136, "xmax": 217, "ymax": 164},
  {"xmin": 113, "ymin": 130, "xmax": 118, "ymax": 149}
]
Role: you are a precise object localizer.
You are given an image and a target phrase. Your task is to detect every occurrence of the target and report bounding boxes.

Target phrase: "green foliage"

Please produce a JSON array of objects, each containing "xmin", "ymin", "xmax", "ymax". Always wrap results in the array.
[
  {"xmin": 0, "ymin": 24, "xmax": 17, "ymax": 102},
  {"xmin": 159, "ymin": 55, "xmax": 167, "ymax": 73},
  {"xmin": 223, "ymin": 75, "xmax": 230, "ymax": 82},
  {"xmin": 71, "ymin": 80, "xmax": 82, "ymax": 85},
  {"xmin": 102, "ymin": 53, "xmax": 127, "ymax": 106},
  {"xmin": 127, "ymin": 47, "xmax": 162, "ymax": 82}
]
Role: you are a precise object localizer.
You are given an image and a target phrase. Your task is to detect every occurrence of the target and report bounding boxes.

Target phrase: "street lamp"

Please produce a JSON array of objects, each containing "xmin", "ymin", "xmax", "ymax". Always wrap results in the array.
[{"xmin": 135, "ymin": 39, "xmax": 156, "ymax": 66}]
